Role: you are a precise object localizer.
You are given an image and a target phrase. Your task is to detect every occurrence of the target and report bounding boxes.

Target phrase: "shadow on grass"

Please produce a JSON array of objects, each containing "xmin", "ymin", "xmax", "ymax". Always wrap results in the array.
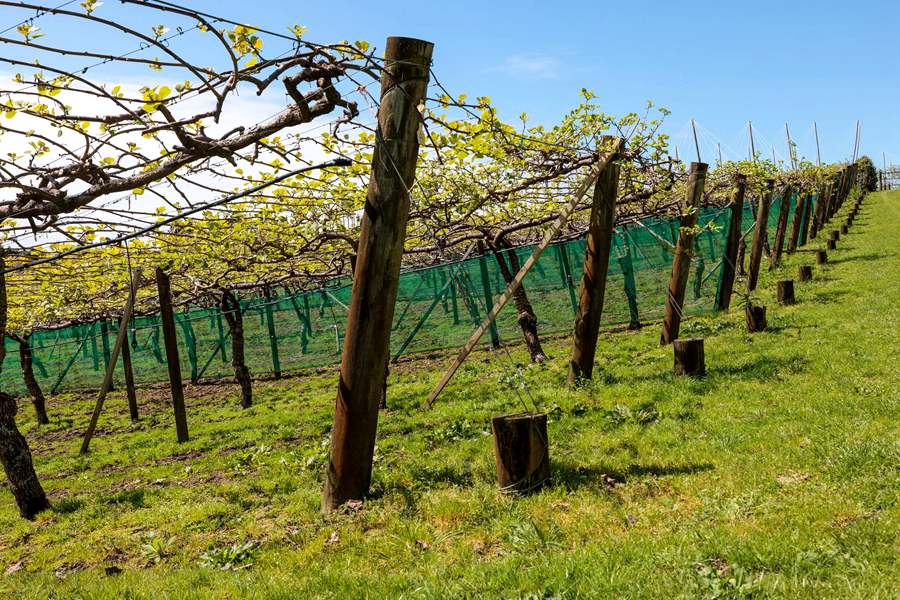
[
  {"xmin": 604, "ymin": 354, "xmax": 808, "ymax": 388},
  {"xmin": 551, "ymin": 460, "xmax": 715, "ymax": 492},
  {"xmin": 829, "ymin": 252, "xmax": 892, "ymax": 265}
]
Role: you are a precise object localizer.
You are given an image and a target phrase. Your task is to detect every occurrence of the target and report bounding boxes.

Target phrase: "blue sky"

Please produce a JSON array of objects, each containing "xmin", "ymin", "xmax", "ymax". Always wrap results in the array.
[{"xmin": 4, "ymin": 0, "xmax": 898, "ymax": 167}]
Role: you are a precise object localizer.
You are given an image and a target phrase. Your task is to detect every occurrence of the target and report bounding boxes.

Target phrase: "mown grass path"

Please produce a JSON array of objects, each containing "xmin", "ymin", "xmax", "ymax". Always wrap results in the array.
[{"xmin": 1, "ymin": 191, "xmax": 898, "ymax": 598}]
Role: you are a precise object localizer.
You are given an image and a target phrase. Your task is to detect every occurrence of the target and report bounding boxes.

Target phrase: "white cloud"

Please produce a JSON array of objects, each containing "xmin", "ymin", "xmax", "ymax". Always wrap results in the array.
[{"xmin": 494, "ymin": 54, "xmax": 563, "ymax": 79}]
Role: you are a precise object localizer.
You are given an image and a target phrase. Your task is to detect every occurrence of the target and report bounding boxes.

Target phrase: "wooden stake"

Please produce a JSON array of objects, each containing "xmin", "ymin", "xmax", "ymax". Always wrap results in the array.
[
  {"xmin": 769, "ymin": 185, "xmax": 794, "ymax": 269},
  {"xmin": 80, "ymin": 269, "xmax": 141, "ymax": 454},
  {"xmin": 660, "ymin": 162, "xmax": 708, "ymax": 345},
  {"xmin": 673, "ymin": 338, "xmax": 705, "ymax": 377},
  {"xmin": 746, "ymin": 179, "xmax": 775, "ymax": 292},
  {"xmin": 323, "ymin": 37, "xmax": 433, "ymax": 512},
  {"xmin": 156, "ymin": 267, "xmax": 189, "ymax": 443},
  {"xmin": 568, "ymin": 137, "xmax": 622, "ymax": 384},
  {"xmin": 120, "ymin": 308, "xmax": 139, "ymax": 422},
  {"xmin": 714, "ymin": 174, "xmax": 747, "ymax": 311}
]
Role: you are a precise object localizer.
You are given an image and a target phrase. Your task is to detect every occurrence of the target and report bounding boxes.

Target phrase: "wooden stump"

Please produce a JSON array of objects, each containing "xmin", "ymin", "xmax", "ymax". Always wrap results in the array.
[
  {"xmin": 745, "ymin": 305, "xmax": 767, "ymax": 333},
  {"xmin": 840, "ymin": 224, "xmax": 848, "ymax": 235},
  {"xmin": 491, "ymin": 412, "xmax": 550, "ymax": 494},
  {"xmin": 830, "ymin": 230, "xmax": 839, "ymax": 241},
  {"xmin": 816, "ymin": 249, "xmax": 828, "ymax": 264},
  {"xmin": 777, "ymin": 279, "xmax": 796, "ymax": 305},
  {"xmin": 797, "ymin": 265, "xmax": 813, "ymax": 282},
  {"xmin": 827, "ymin": 239, "xmax": 837, "ymax": 250},
  {"xmin": 673, "ymin": 337, "xmax": 705, "ymax": 377}
]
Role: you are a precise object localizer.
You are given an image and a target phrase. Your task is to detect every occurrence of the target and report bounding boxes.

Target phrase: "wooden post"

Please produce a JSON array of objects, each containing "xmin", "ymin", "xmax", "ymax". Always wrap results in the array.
[
  {"xmin": 827, "ymin": 238, "xmax": 837, "ymax": 250},
  {"xmin": 673, "ymin": 338, "xmax": 705, "ymax": 377},
  {"xmin": 746, "ymin": 179, "xmax": 775, "ymax": 292},
  {"xmin": 568, "ymin": 137, "xmax": 621, "ymax": 384},
  {"xmin": 155, "ymin": 267, "xmax": 189, "ymax": 443},
  {"xmin": 799, "ymin": 190, "xmax": 815, "ymax": 246},
  {"xmin": 798, "ymin": 265, "xmax": 813, "ymax": 282},
  {"xmin": 745, "ymin": 305, "xmax": 767, "ymax": 332},
  {"xmin": 491, "ymin": 412, "xmax": 550, "ymax": 493},
  {"xmin": 777, "ymin": 279, "xmax": 796, "ymax": 305},
  {"xmin": 816, "ymin": 249, "xmax": 828, "ymax": 264},
  {"xmin": 769, "ymin": 185, "xmax": 794, "ymax": 269},
  {"xmin": 120, "ymin": 315, "xmax": 139, "ymax": 422},
  {"xmin": 322, "ymin": 37, "xmax": 433, "ymax": 512},
  {"xmin": 80, "ymin": 270, "xmax": 141, "ymax": 453},
  {"xmin": 787, "ymin": 192, "xmax": 807, "ymax": 253},
  {"xmin": 660, "ymin": 162, "xmax": 708, "ymax": 345},
  {"xmin": 714, "ymin": 174, "xmax": 746, "ymax": 311}
]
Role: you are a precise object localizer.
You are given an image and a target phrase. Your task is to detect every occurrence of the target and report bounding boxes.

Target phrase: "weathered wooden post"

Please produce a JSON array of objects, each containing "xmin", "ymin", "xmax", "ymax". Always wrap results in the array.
[
  {"xmin": 155, "ymin": 267, "xmax": 189, "ymax": 443},
  {"xmin": 673, "ymin": 338, "xmax": 705, "ymax": 377},
  {"xmin": 816, "ymin": 249, "xmax": 828, "ymax": 264},
  {"xmin": 769, "ymin": 185, "xmax": 793, "ymax": 269},
  {"xmin": 120, "ymin": 330, "xmax": 139, "ymax": 422},
  {"xmin": 568, "ymin": 137, "xmax": 622, "ymax": 384},
  {"xmin": 798, "ymin": 265, "xmax": 813, "ymax": 282},
  {"xmin": 119, "ymin": 273, "xmax": 140, "ymax": 423},
  {"xmin": 777, "ymin": 279, "xmax": 796, "ymax": 305},
  {"xmin": 787, "ymin": 191, "xmax": 807, "ymax": 253},
  {"xmin": 827, "ymin": 238, "xmax": 837, "ymax": 251},
  {"xmin": 840, "ymin": 223, "xmax": 848, "ymax": 235},
  {"xmin": 714, "ymin": 173, "xmax": 746, "ymax": 311},
  {"xmin": 322, "ymin": 37, "xmax": 433, "ymax": 512},
  {"xmin": 491, "ymin": 412, "xmax": 550, "ymax": 493},
  {"xmin": 746, "ymin": 179, "xmax": 775, "ymax": 292},
  {"xmin": 660, "ymin": 162, "xmax": 708, "ymax": 345},
  {"xmin": 745, "ymin": 305, "xmax": 767, "ymax": 332}
]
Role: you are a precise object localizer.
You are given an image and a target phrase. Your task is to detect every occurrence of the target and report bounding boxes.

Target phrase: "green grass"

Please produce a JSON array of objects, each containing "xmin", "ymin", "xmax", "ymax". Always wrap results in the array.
[{"xmin": 1, "ymin": 191, "xmax": 897, "ymax": 598}]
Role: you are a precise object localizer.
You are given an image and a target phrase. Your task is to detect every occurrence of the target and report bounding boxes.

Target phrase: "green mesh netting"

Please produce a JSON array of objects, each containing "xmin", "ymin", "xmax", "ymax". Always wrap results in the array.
[{"xmin": 0, "ymin": 198, "xmax": 802, "ymax": 396}]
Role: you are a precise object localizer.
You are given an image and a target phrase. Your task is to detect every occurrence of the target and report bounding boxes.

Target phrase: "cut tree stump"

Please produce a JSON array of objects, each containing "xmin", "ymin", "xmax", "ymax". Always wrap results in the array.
[
  {"xmin": 840, "ymin": 224, "xmax": 848, "ymax": 235},
  {"xmin": 491, "ymin": 412, "xmax": 550, "ymax": 494},
  {"xmin": 816, "ymin": 250, "xmax": 828, "ymax": 264},
  {"xmin": 830, "ymin": 230, "xmax": 840, "ymax": 241},
  {"xmin": 777, "ymin": 279, "xmax": 796, "ymax": 305},
  {"xmin": 745, "ymin": 305, "xmax": 767, "ymax": 332},
  {"xmin": 673, "ymin": 338, "xmax": 705, "ymax": 377},
  {"xmin": 827, "ymin": 239, "xmax": 837, "ymax": 250},
  {"xmin": 798, "ymin": 265, "xmax": 813, "ymax": 282}
]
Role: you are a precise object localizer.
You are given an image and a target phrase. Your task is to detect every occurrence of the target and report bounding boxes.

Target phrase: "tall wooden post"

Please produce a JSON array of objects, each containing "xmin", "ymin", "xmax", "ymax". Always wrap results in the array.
[
  {"xmin": 714, "ymin": 173, "xmax": 747, "ymax": 311},
  {"xmin": 787, "ymin": 191, "xmax": 807, "ymax": 253},
  {"xmin": 660, "ymin": 162, "xmax": 708, "ymax": 345},
  {"xmin": 155, "ymin": 267, "xmax": 189, "ymax": 443},
  {"xmin": 769, "ymin": 185, "xmax": 794, "ymax": 269},
  {"xmin": 322, "ymin": 37, "xmax": 433, "ymax": 512},
  {"xmin": 120, "ymin": 312, "xmax": 139, "ymax": 422},
  {"xmin": 568, "ymin": 137, "xmax": 621, "ymax": 384},
  {"xmin": 746, "ymin": 179, "xmax": 775, "ymax": 292}
]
